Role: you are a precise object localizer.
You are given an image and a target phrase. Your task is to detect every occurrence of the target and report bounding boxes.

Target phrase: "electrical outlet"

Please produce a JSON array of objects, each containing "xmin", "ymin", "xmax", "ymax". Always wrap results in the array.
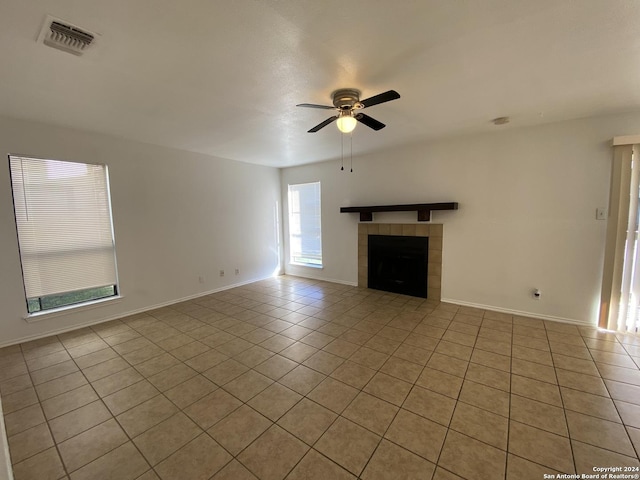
[
  {"xmin": 219, "ymin": 270, "xmax": 224, "ymax": 277},
  {"xmin": 235, "ymin": 269, "xmax": 239, "ymax": 275}
]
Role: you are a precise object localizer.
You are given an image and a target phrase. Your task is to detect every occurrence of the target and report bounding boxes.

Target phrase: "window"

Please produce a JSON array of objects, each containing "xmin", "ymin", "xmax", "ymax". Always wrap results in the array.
[
  {"xmin": 288, "ymin": 182, "xmax": 322, "ymax": 267},
  {"xmin": 9, "ymin": 155, "xmax": 119, "ymax": 314}
]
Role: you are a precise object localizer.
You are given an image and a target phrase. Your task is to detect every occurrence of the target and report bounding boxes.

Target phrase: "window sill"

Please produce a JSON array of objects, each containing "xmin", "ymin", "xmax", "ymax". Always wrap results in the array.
[
  {"xmin": 289, "ymin": 262, "xmax": 324, "ymax": 269},
  {"xmin": 23, "ymin": 295, "xmax": 124, "ymax": 323}
]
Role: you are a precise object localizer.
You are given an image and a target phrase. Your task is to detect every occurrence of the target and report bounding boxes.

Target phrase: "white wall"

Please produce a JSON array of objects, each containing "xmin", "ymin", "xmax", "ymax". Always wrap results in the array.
[
  {"xmin": 0, "ymin": 116, "xmax": 281, "ymax": 346},
  {"xmin": 282, "ymin": 111, "xmax": 640, "ymax": 325}
]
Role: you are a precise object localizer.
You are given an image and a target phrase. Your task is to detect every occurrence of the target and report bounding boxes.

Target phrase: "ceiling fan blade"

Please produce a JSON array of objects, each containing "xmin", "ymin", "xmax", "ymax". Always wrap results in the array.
[
  {"xmin": 359, "ymin": 90, "xmax": 401, "ymax": 108},
  {"xmin": 308, "ymin": 116, "xmax": 338, "ymax": 133},
  {"xmin": 296, "ymin": 103, "xmax": 335, "ymax": 110},
  {"xmin": 355, "ymin": 113, "xmax": 385, "ymax": 131}
]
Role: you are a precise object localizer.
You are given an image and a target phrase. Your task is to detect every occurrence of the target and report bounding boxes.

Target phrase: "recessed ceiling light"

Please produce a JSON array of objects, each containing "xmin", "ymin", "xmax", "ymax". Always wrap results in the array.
[{"xmin": 492, "ymin": 116, "xmax": 510, "ymax": 125}]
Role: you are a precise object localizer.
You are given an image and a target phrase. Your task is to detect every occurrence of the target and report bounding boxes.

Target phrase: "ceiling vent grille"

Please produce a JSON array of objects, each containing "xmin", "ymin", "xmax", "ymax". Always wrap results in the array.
[{"xmin": 38, "ymin": 16, "xmax": 95, "ymax": 56}]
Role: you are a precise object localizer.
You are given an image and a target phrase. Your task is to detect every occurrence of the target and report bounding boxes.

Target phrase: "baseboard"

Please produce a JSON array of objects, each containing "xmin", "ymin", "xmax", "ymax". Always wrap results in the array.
[
  {"xmin": 0, "ymin": 275, "xmax": 275, "ymax": 349},
  {"xmin": 441, "ymin": 297, "xmax": 595, "ymax": 327},
  {"xmin": 284, "ymin": 272, "xmax": 358, "ymax": 287}
]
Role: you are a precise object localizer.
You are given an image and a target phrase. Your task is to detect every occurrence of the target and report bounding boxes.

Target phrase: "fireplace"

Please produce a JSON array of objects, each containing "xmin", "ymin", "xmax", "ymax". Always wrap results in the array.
[
  {"xmin": 368, "ymin": 235, "xmax": 429, "ymax": 298},
  {"xmin": 358, "ymin": 223, "xmax": 442, "ymax": 301}
]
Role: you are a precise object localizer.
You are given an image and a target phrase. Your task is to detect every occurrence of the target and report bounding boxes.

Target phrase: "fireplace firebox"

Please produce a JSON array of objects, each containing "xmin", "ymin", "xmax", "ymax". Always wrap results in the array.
[{"xmin": 368, "ymin": 234, "xmax": 429, "ymax": 298}]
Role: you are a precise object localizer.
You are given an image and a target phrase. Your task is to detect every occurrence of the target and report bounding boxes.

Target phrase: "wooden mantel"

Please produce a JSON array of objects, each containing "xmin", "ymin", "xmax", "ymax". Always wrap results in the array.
[{"xmin": 340, "ymin": 202, "xmax": 458, "ymax": 222}]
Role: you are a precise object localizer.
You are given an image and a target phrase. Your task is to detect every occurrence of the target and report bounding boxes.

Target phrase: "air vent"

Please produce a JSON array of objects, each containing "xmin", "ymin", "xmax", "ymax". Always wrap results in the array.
[{"xmin": 38, "ymin": 16, "xmax": 96, "ymax": 56}]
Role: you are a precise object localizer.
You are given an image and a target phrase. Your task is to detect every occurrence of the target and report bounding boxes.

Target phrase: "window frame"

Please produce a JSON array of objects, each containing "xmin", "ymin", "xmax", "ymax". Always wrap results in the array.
[
  {"xmin": 8, "ymin": 154, "xmax": 120, "ymax": 318},
  {"xmin": 287, "ymin": 181, "xmax": 323, "ymax": 268}
]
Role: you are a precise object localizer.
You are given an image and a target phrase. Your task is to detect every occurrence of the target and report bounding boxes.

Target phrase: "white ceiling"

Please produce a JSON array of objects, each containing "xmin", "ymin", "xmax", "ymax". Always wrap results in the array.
[{"xmin": 1, "ymin": 0, "xmax": 640, "ymax": 168}]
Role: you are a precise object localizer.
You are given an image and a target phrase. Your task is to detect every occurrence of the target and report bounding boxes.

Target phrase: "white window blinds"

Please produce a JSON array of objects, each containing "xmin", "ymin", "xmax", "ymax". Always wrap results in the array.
[
  {"xmin": 9, "ymin": 156, "xmax": 118, "ymax": 300},
  {"xmin": 288, "ymin": 182, "xmax": 322, "ymax": 266}
]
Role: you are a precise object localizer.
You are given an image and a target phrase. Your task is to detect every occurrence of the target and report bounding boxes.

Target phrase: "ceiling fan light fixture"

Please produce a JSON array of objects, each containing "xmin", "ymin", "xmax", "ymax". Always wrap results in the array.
[{"xmin": 336, "ymin": 114, "xmax": 357, "ymax": 133}]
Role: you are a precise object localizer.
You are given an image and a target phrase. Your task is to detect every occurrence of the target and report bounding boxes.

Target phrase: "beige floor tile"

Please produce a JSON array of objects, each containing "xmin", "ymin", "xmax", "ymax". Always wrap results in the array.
[
  {"xmin": 379, "ymin": 356, "xmax": 423, "ymax": 383},
  {"xmin": 566, "ymin": 410, "xmax": 635, "ymax": 456},
  {"xmin": 450, "ymin": 402, "xmax": 508, "ymax": 449},
  {"xmin": 511, "ymin": 374, "xmax": 562, "ymax": 406},
  {"xmin": 434, "ymin": 341, "xmax": 472, "ymax": 362},
  {"xmin": 91, "ymin": 368, "xmax": 144, "ymax": 398},
  {"xmin": 364, "ymin": 335, "xmax": 401, "ymax": 355},
  {"xmin": 404, "ymin": 385, "xmax": 456, "ymax": 426},
  {"xmin": 34, "ymin": 372, "xmax": 87, "ymax": 401},
  {"xmin": 511, "ymin": 345, "xmax": 554, "ymax": 366},
  {"xmin": 247, "ymin": 382, "xmax": 302, "ymax": 421},
  {"xmin": 279, "ymin": 365, "xmax": 326, "ymax": 395},
  {"xmin": 238, "ymin": 425, "xmax": 309, "ymax": 480},
  {"xmin": 1, "ymin": 387, "xmax": 39, "ymax": 415},
  {"xmin": 597, "ymin": 363, "xmax": 640, "ymax": 386},
  {"xmin": 315, "ymin": 417, "xmax": 380, "ymax": 476},
  {"xmin": 203, "ymin": 358, "xmax": 249, "ymax": 385},
  {"xmin": 349, "ymin": 347, "xmax": 389, "ymax": 370},
  {"xmin": 572, "ymin": 440, "xmax": 640, "ymax": 473},
  {"xmin": 591, "ymin": 349, "xmax": 638, "ymax": 369},
  {"xmin": 464, "ymin": 363, "xmax": 510, "ymax": 392},
  {"xmin": 234, "ymin": 345, "xmax": 275, "ymax": 368},
  {"xmin": 26, "ymin": 350, "xmax": 71, "ymax": 372},
  {"xmin": 31, "ymin": 361, "xmax": 79, "ymax": 385},
  {"xmin": 426, "ymin": 353, "xmax": 468, "ymax": 378},
  {"xmin": 342, "ymin": 392, "xmax": 398, "ymax": 435},
  {"xmin": 432, "ymin": 466, "xmax": 465, "ymax": 480},
  {"xmin": 439, "ymin": 430, "xmax": 506, "ymax": 480},
  {"xmin": 154, "ymin": 433, "xmax": 231, "ymax": 480},
  {"xmin": 169, "ymin": 341, "xmax": 210, "ymax": 362},
  {"xmin": 553, "ymin": 354, "xmax": 600, "ymax": 376},
  {"xmin": 82, "ymin": 358, "xmax": 130, "ymax": 382},
  {"xmin": 49, "ymin": 400, "xmax": 112, "ymax": 443},
  {"xmin": 415, "ymin": 367, "xmax": 463, "ymax": 399},
  {"xmin": 560, "ymin": 387, "xmax": 621, "ymax": 422},
  {"xmin": 614, "ymin": 400, "xmax": 640, "ymax": 428},
  {"xmin": 277, "ymin": 398, "xmax": 337, "ymax": 445},
  {"xmin": 58, "ymin": 418, "xmax": 127, "ymax": 473},
  {"xmin": 68, "ymin": 442, "xmax": 149, "ymax": 480},
  {"xmin": 510, "ymin": 394, "xmax": 568, "ymax": 436},
  {"xmin": 116, "ymin": 394, "xmax": 177, "ymax": 437},
  {"xmin": 322, "ymin": 339, "xmax": 360, "ymax": 359},
  {"xmin": 253, "ymin": 354, "xmax": 298, "ymax": 380},
  {"xmin": 11, "ymin": 446, "xmax": 65, "ymax": 480},
  {"xmin": 103, "ymin": 380, "xmax": 159, "ymax": 416},
  {"xmin": 147, "ymin": 363, "xmax": 197, "ymax": 392},
  {"xmin": 4, "ymin": 403, "xmax": 45, "ymax": 436},
  {"xmin": 208, "ymin": 404, "xmax": 272, "ymax": 455},
  {"xmin": 605, "ymin": 379, "xmax": 640, "ymax": 405},
  {"xmin": 363, "ymin": 372, "xmax": 412, "ymax": 406},
  {"xmin": 361, "ymin": 439, "xmax": 436, "ymax": 480},
  {"xmin": 307, "ymin": 377, "xmax": 358, "ymax": 414},
  {"xmin": 8, "ymin": 423, "xmax": 54, "ymax": 464},
  {"xmin": 210, "ymin": 460, "xmax": 257, "ymax": 479},
  {"xmin": 303, "ymin": 351, "xmax": 345, "ymax": 375},
  {"xmin": 556, "ymin": 369, "xmax": 609, "ymax": 396},
  {"xmin": 74, "ymin": 348, "xmax": 119, "ymax": 370},
  {"xmin": 511, "ymin": 358, "xmax": 557, "ymax": 384},
  {"xmin": 458, "ymin": 380, "xmax": 509, "ymax": 417},
  {"xmin": 330, "ymin": 361, "xmax": 377, "ymax": 389},
  {"xmin": 42, "ymin": 384, "xmax": 99, "ymax": 420},
  {"xmin": 135, "ymin": 354, "xmax": 181, "ymax": 378},
  {"xmin": 394, "ymin": 344, "xmax": 433, "ymax": 365},
  {"xmin": 133, "ymin": 412, "xmax": 202, "ymax": 466},
  {"xmin": 506, "ymin": 454, "xmax": 554, "ymax": 480},
  {"xmin": 384, "ymin": 408, "xmax": 447, "ymax": 462},
  {"xmin": 222, "ymin": 370, "xmax": 273, "ymax": 401},
  {"xmin": 286, "ymin": 449, "xmax": 356, "ymax": 480},
  {"xmin": 163, "ymin": 374, "xmax": 217, "ymax": 409},
  {"xmin": 259, "ymin": 334, "xmax": 296, "ymax": 353},
  {"xmin": 279, "ymin": 341, "xmax": 319, "ymax": 363},
  {"xmin": 628, "ymin": 426, "xmax": 640, "ymax": 455},
  {"xmin": 183, "ymin": 388, "xmax": 242, "ymax": 429},
  {"xmin": 508, "ymin": 421, "xmax": 574, "ymax": 472}
]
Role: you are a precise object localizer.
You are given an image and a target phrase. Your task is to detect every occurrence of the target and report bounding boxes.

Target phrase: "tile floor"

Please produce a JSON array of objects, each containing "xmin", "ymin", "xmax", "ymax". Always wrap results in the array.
[{"xmin": 1, "ymin": 276, "xmax": 640, "ymax": 480}]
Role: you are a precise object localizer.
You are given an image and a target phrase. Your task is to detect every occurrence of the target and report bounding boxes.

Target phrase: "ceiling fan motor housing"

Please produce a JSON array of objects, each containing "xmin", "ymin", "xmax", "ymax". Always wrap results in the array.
[{"xmin": 332, "ymin": 89, "xmax": 362, "ymax": 110}]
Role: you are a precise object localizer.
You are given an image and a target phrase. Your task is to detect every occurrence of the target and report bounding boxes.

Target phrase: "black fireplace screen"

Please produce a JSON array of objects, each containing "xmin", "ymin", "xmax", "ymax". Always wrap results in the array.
[{"xmin": 368, "ymin": 235, "xmax": 429, "ymax": 298}]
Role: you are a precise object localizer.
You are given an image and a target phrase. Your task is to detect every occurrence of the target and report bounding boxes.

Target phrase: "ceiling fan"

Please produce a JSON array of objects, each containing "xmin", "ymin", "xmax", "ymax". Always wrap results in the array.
[{"xmin": 297, "ymin": 89, "xmax": 400, "ymax": 133}]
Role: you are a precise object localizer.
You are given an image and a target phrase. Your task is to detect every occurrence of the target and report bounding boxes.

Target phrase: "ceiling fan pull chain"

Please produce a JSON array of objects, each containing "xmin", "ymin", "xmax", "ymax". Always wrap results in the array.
[
  {"xmin": 341, "ymin": 132, "xmax": 344, "ymax": 171},
  {"xmin": 350, "ymin": 132, "xmax": 353, "ymax": 173}
]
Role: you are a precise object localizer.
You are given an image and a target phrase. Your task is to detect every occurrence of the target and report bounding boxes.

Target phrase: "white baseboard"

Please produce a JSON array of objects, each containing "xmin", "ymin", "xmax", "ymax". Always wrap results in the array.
[
  {"xmin": 441, "ymin": 297, "xmax": 595, "ymax": 327},
  {"xmin": 284, "ymin": 272, "xmax": 358, "ymax": 287},
  {"xmin": 0, "ymin": 275, "xmax": 274, "ymax": 349}
]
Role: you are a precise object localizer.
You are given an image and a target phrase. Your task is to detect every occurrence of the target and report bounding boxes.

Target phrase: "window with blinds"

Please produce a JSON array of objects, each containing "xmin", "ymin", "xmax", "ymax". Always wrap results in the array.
[
  {"xmin": 9, "ymin": 155, "xmax": 119, "ymax": 314},
  {"xmin": 288, "ymin": 182, "xmax": 322, "ymax": 267}
]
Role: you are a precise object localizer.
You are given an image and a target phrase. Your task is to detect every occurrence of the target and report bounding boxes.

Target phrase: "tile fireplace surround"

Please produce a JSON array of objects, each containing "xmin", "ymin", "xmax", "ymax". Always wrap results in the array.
[{"xmin": 358, "ymin": 223, "xmax": 442, "ymax": 301}]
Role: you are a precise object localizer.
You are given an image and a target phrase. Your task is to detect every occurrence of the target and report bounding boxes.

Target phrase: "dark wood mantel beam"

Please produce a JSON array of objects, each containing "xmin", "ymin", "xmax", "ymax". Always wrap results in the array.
[{"xmin": 340, "ymin": 202, "xmax": 458, "ymax": 222}]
